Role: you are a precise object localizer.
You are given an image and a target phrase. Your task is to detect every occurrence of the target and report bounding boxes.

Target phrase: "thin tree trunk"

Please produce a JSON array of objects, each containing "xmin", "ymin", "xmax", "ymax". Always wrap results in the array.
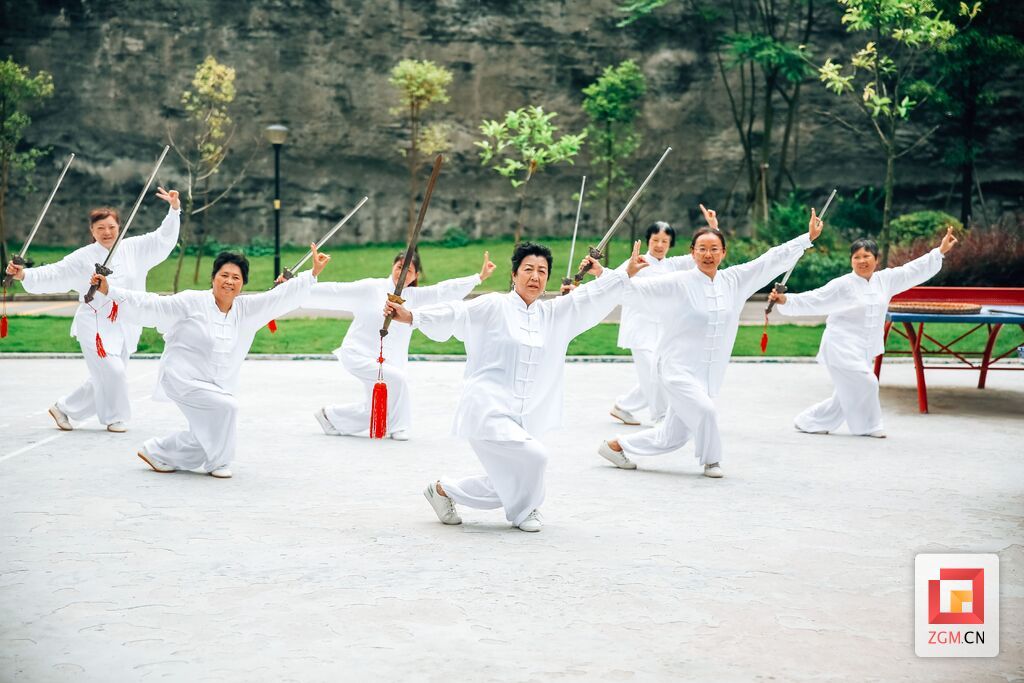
[
  {"xmin": 407, "ymin": 102, "xmax": 419, "ymax": 242},
  {"xmin": 192, "ymin": 177, "xmax": 210, "ymax": 283},
  {"xmin": 880, "ymin": 147, "xmax": 895, "ymax": 268},
  {"xmin": 959, "ymin": 69, "xmax": 977, "ymax": 228},
  {"xmin": 172, "ymin": 191, "xmax": 192, "ymax": 293}
]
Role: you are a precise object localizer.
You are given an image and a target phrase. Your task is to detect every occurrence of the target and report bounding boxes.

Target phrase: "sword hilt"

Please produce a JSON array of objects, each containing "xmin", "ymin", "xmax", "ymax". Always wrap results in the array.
[
  {"xmin": 272, "ymin": 268, "xmax": 296, "ymax": 288},
  {"xmin": 83, "ymin": 263, "xmax": 113, "ymax": 304},
  {"xmin": 2, "ymin": 255, "xmax": 26, "ymax": 290},
  {"xmin": 572, "ymin": 246, "xmax": 604, "ymax": 285},
  {"xmin": 379, "ymin": 293, "xmax": 407, "ymax": 338},
  {"xmin": 765, "ymin": 281, "xmax": 787, "ymax": 314}
]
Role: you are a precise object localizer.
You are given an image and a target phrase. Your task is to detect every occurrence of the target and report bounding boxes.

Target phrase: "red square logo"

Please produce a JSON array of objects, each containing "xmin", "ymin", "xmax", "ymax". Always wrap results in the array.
[{"xmin": 928, "ymin": 568, "xmax": 984, "ymax": 624}]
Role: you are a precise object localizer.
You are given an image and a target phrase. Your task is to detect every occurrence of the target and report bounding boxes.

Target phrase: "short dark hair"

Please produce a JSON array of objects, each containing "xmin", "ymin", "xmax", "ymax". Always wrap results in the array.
[
  {"xmin": 393, "ymin": 250, "xmax": 423, "ymax": 287},
  {"xmin": 89, "ymin": 207, "xmax": 120, "ymax": 226},
  {"xmin": 850, "ymin": 239, "xmax": 879, "ymax": 257},
  {"xmin": 212, "ymin": 252, "xmax": 250, "ymax": 284},
  {"xmin": 690, "ymin": 227, "xmax": 727, "ymax": 251},
  {"xmin": 511, "ymin": 241, "xmax": 553, "ymax": 275},
  {"xmin": 645, "ymin": 221, "xmax": 676, "ymax": 247}
]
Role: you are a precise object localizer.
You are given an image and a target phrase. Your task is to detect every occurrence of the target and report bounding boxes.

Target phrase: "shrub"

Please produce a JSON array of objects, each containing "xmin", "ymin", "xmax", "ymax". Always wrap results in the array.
[
  {"xmin": 888, "ymin": 224, "xmax": 1024, "ymax": 287},
  {"xmin": 723, "ymin": 237, "xmax": 850, "ymax": 293},
  {"xmin": 889, "ymin": 211, "xmax": 962, "ymax": 246},
  {"xmin": 439, "ymin": 225, "xmax": 470, "ymax": 248},
  {"xmin": 829, "ymin": 186, "xmax": 884, "ymax": 242}
]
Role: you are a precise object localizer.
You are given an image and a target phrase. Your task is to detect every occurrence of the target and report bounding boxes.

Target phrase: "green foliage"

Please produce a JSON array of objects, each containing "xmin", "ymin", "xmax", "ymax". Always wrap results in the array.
[
  {"xmin": 829, "ymin": 187, "xmax": 886, "ymax": 241},
  {"xmin": 889, "ymin": 211, "xmax": 962, "ymax": 245},
  {"xmin": 725, "ymin": 33, "xmax": 811, "ymax": 83},
  {"xmin": 757, "ymin": 193, "xmax": 845, "ymax": 253},
  {"xmin": 181, "ymin": 56, "xmax": 236, "ymax": 169},
  {"xmin": 476, "ymin": 106, "xmax": 586, "ymax": 188},
  {"xmin": 388, "ymin": 59, "xmax": 452, "ymax": 112},
  {"xmin": 438, "ymin": 225, "xmax": 470, "ymax": 248}
]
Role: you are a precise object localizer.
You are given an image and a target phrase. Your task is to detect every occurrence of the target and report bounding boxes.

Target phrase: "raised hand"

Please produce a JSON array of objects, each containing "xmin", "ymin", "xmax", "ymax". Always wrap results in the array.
[
  {"xmin": 625, "ymin": 239, "xmax": 650, "ymax": 278},
  {"xmin": 383, "ymin": 299, "xmax": 413, "ymax": 325},
  {"xmin": 580, "ymin": 254, "xmax": 603, "ymax": 279},
  {"xmin": 939, "ymin": 225, "xmax": 959, "ymax": 255},
  {"xmin": 6, "ymin": 261, "xmax": 25, "ymax": 281},
  {"xmin": 808, "ymin": 207, "xmax": 823, "ymax": 242},
  {"xmin": 310, "ymin": 243, "xmax": 331, "ymax": 277},
  {"xmin": 479, "ymin": 250, "xmax": 497, "ymax": 281},
  {"xmin": 156, "ymin": 186, "xmax": 181, "ymax": 211},
  {"xmin": 89, "ymin": 272, "xmax": 110, "ymax": 295},
  {"xmin": 699, "ymin": 203, "xmax": 718, "ymax": 231}
]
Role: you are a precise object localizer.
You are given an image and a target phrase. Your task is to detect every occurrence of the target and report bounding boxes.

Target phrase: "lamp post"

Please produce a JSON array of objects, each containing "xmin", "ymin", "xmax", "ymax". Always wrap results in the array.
[{"xmin": 264, "ymin": 124, "xmax": 289, "ymax": 279}]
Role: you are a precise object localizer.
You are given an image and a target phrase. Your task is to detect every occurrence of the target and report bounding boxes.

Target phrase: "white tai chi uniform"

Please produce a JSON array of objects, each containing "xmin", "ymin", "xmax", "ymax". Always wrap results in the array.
[
  {"xmin": 305, "ymin": 273, "xmax": 481, "ymax": 436},
  {"xmin": 93, "ymin": 272, "xmax": 316, "ymax": 471},
  {"xmin": 618, "ymin": 234, "xmax": 813, "ymax": 466},
  {"xmin": 413, "ymin": 270, "xmax": 629, "ymax": 526},
  {"xmin": 777, "ymin": 248, "xmax": 945, "ymax": 435},
  {"xmin": 19, "ymin": 208, "xmax": 180, "ymax": 426},
  {"xmin": 614, "ymin": 252, "xmax": 695, "ymax": 421}
]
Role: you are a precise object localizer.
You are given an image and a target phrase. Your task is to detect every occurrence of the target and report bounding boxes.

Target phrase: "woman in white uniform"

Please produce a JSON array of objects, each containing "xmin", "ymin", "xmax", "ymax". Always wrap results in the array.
[
  {"xmin": 88, "ymin": 245, "xmax": 331, "ymax": 478},
  {"xmin": 385, "ymin": 241, "xmax": 649, "ymax": 532},
  {"xmin": 5, "ymin": 189, "xmax": 181, "ymax": 433},
  {"xmin": 768, "ymin": 227, "xmax": 958, "ymax": 437},
  {"xmin": 610, "ymin": 221, "xmax": 695, "ymax": 426},
  {"xmin": 307, "ymin": 250, "xmax": 496, "ymax": 440},
  {"xmin": 597, "ymin": 205, "xmax": 824, "ymax": 478}
]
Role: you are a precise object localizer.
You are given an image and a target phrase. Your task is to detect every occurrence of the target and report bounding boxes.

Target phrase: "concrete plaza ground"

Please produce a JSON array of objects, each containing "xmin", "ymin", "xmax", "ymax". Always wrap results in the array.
[{"xmin": 1, "ymin": 357, "xmax": 1021, "ymax": 682}]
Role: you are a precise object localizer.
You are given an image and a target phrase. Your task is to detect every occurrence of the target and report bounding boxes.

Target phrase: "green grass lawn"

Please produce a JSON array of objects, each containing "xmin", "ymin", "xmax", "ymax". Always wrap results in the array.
[
  {"xmin": 6, "ymin": 237, "xmax": 653, "ymax": 295},
  {"xmin": 3, "ymin": 316, "xmax": 1021, "ymax": 358}
]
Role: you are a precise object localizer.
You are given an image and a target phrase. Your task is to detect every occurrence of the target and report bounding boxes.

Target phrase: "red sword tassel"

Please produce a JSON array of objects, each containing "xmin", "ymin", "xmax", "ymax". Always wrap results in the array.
[{"xmin": 369, "ymin": 337, "xmax": 388, "ymax": 439}]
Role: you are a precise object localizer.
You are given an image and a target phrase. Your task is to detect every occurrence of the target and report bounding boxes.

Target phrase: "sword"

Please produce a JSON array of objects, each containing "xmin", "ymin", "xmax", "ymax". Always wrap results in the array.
[
  {"xmin": 572, "ymin": 147, "xmax": 672, "ymax": 284},
  {"xmin": 278, "ymin": 196, "xmax": 369, "ymax": 281},
  {"xmin": 381, "ymin": 154, "xmax": 443, "ymax": 338},
  {"xmin": 765, "ymin": 188, "xmax": 837, "ymax": 314},
  {"xmin": 4, "ymin": 153, "xmax": 76, "ymax": 289},
  {"xmin": 561, "ymin": 175, "xmax": 587, "ymax": 290},
  {"xmin": 83, "ymin": 146, "xmax": 170, "ymax": 303}
]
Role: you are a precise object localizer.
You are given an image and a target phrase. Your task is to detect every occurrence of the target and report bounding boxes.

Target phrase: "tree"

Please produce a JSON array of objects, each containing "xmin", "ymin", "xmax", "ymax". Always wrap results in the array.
[
  {"xmin": 476, "ymin": 106, "xmax": 587, "ymax": 245},
  {"xmin": 582, "ymin": 60, "xmax": 647, "ymax": 249},
  {"xmin": 818, "ymin": 0, "xmax": 969, "ymax": 266},
  {"xmin": 388, "ymin": 59, "xmax": 453, "ymax": 239},
  {"xmin": 618, "ymin": 1, "xmax": 815, "ymax": 232},
  {"xmin": 0, "ymin": 57, "xmax": 54, "ymax": 269},
  {"xmin": 167, "ymin": 56, "xmax": 249, "ymax": 290},
  {"xmin": 927, "ymin": 0, "xmax": 1024, "ymax": 227}
]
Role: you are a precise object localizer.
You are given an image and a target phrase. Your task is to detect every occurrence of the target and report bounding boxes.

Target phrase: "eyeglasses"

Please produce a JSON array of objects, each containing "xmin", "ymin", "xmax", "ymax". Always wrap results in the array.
[{"xmin": 694, "ymin": 247, "xmax": 723, "ymax": 255}]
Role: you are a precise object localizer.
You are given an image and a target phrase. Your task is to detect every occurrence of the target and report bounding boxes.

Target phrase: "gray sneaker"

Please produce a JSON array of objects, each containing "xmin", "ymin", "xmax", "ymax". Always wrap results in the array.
[
  {"xmin": 598, "ymin": 441, "xmax": 637, "ymax": 470},
  {"xmin": 423, "ymin": 482, "xmax": 462, "ymax": 525}
]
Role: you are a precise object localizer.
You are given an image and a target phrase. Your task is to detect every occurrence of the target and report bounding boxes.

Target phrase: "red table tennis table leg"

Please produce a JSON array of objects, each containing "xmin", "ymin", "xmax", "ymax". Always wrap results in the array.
[
  {"xmin": 874, "ymin": 320, "xmax": 892, "ymax": 379},
  {"xmin": 903, "ymin": 321, "xmax": 928, "ymax": 413},
  {"xmin": 978, "ymin": 323, "xmax": 1003, "ymax": 389}
]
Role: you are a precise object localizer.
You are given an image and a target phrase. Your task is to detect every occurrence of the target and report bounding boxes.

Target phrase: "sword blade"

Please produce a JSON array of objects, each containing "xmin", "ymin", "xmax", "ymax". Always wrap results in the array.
[
  {"xmin": 778, "ymin": 188, "xmax": 838, "ymax": 287},
  {"xmin": 565, "ymin": 176, "xmax": 586, "ymax": 279},
  {"xmin": 19, "ymin": 153, "xmax": 75, "ymax": 258},
  {"xmin": 101, "ymin": 145, "xmax": 170, "ymax": 266},
  {"xmin": 595, "ymin": 147, "xmax": 672, "ymax": 253},
  {"xmin": 289, "ymin": 196, "xmax": 369, "ymax": 273}
]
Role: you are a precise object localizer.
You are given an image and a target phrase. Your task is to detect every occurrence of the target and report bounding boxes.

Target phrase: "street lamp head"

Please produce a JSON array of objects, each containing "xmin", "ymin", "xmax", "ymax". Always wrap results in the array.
[{"xmin": 264, "ymin": 124, "xmax": 289, "ymax": 146}]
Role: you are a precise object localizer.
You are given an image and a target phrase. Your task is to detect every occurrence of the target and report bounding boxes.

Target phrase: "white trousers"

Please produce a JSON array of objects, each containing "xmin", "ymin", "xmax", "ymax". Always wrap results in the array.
[
  {"xmin": 324, "ymin": 357, "xmax": 411, "ymax": 436},
  {"xmin": 58, "ymin": 340, "xmax": 131, "ymax": 426},
  {"xmin": 794, "ymin": 364, "xmax": 884, "ymax": 436},
  {"xmin": 617, "ymin": 373, "xmax": 721, "ymax": 466},
  {"xmin": 615, "ymin": 347, "xmax": 666, "ymax": 421},
  {"xmin": 144, "ymin": 384, "xmax": 238, "ymax": 471},
  {"xmin": 440, "ymin": 427, "xmax": 548, "ymax": 527}
]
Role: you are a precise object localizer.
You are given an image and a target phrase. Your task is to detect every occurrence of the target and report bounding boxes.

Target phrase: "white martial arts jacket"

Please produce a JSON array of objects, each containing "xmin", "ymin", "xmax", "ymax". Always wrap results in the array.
[
  {"xmin": 304, "ymin": 274, "xmax": 481, "ymax": 369},
  {"xmin": 615, "ymin": 252, "xmax": 695, "ymax": 351},
  {"xmin": 626, "ymin": 234, "xmax": 813, "ymax": 397},
  {"xmin": 777, "ymin": 248, "xmax": 945, "ymax": 371},
  {"xmin": 20, "ymin": 208, "xmax": 181, "ymax": 355},
  {"xmin": 413, "ymin": 269, "xmax": 629, "ymax": 441},
  {"xmin": 95, "ymin": 271, "xmax": 316, "ymax": 399}
]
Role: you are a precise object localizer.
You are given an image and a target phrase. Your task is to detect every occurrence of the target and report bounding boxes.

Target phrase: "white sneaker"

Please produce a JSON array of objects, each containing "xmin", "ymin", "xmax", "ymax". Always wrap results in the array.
[
  {"xmin": 423, "ymin": 482, "xmax": 461, "ymax": 525},
  {"xmin": 867, "ymin": 431, "xmax": 887, "ymax": 439},
  {"xmin": 795, "ymin": 424, "xmax": 829, "ymax": 435},
  {"xmin": 106, "ymin": 422, "xmax": 127, "ymax": 433},
  {"xmin": 518, "ymin": 509, "xmax": 543, "ymax": 532},
  {"xmin": 703, "ymin": 463, "xmax": 724, "ymax": 478},
  {"xmin": 390, "ymin": 429, "xmax": 410, "ymax": 441},
  {"xmin": 598, "ymin": 440, "xmax": 636, "ymax": 470},
  {"xmin": 609, "ymin": 405, "xmax": 640, "ymax": 426},
  {"xmin": 314, "ymin": 408, "xmax": 340, "ymax": 436},
  {"xmin": 48, "ymin": 404, "xmax": 72, "ymax": 431},
  {"xmin": 137, "ymin": 450, "xmax": 177, "ymax": 473},
  {"xmin": 209, "ymin": 467, "xmax": 233, "ymax": 479}
]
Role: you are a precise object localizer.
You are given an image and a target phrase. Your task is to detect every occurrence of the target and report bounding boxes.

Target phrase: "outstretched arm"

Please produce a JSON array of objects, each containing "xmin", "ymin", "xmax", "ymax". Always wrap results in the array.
[
  {"xmin": 91, "ymin": 274, "xmax": 190, "ymax": 329},
  {"xmin": 883, "ymin": 227, "xmax": 956, "ymax": 295},
  {"xmin": 773, "ymin": 276, "xmax": 855, "ymax": 317},
  {"xmin": 127, "ymin": 188, "xmax": 182, "ymax": 270}
]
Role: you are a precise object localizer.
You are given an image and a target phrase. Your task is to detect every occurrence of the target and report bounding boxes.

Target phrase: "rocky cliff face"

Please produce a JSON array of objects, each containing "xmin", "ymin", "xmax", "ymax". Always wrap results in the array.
[{"xmin": 2, "ymin": 0, "xmax": 1022, "ymax": 249}]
